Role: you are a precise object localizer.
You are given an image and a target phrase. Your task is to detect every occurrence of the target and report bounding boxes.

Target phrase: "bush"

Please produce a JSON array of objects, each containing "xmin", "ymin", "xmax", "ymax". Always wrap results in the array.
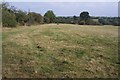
[
  {"xmin": 86, "ymin": 19, "xmax": 101, "ymax": 25},
  {"xmin": 78, "ymin": 20, "xmax": 85, "ymax": 25},
  {"xmin": 27, "ymin": 12, "xmax": 43, "ymax": 25},
  {"xmin": 44, "ymin": 17, "xmax": 50, "ymax": 23},
  {"xmin": 15, "ymin": 10, "xmax": 27, "ymax": 26},
  {"xmin": 2, "ymin": 10, "xmax": 17, "ymax": 27}
]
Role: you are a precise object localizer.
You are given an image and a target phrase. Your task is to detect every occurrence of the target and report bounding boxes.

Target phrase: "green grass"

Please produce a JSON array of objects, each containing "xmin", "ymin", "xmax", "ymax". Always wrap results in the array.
[{"xmin": 2, "ymin": 24, "xmax": 119, "ymax": 78}]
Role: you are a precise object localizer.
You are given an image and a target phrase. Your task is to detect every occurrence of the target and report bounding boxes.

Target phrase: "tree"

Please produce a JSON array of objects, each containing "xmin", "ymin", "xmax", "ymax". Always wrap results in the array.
[
  {"xmin": 27, "ymin": 12, "xmax": 43, "ymax": 25},
  {"xmin": 98, "ymin": 17, "xmax": 110, "ymax": 25},
  {"xmin": 44, "ymin": 10, "xmax": 56, "ymax": 23},
  {"xmin": 111, "ymin": 17, "xmax": 120, "ymax": 26},
  {"xmin": 44, "ymin": 17, "xmax": 50, "ymax": 23},
  {"xmin": 31, "ymin": 12, "xmax": 43, "ymax": 23},
  {"xmin": 73, "ymin": 15, "xmax": 78, "ymax": 24},
  {"xmin": 15, "ymin": 10, "xmax": 28, "ymax": 26},
  {"xmin": 79, "ymin": 11, "xmax": 90, "ymax": 24},
  {"xmin": 73, "ymin": 15, "xmax": 77, "ymax": 20},
  {"xmin": 2, "ymin": 9, "xmax": 17, "ymax": 27},
  {"xmin": 2, "ymin": 2, "xmax": 17, "ymax": 27}
]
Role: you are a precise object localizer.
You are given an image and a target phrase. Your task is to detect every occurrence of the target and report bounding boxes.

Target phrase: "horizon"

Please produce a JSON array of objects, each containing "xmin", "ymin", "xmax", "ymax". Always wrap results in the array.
[{"xmin": 9, "ymin": 2, "xmax": 119, "ymax": 17}]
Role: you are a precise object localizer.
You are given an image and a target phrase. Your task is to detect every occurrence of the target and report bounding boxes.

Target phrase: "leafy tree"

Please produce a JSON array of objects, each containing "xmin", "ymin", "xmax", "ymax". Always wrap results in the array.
[
  {"xmin": 2, "ymin": 9, "xmax": 17, "ymax": 27},
  {"xmin": 111, "ymin": 17, "xmax": 120, "ymax": 26},
  {"xmin": 79, "ymin": 11, "xmax": 90, "ymax": 24},
  {"xmin": 15, "ymin": 10, "xmax": 28, "ymax": 26},
  {"xmin": 2, "ymin": 2, "xmax": 17, "ymax": 27},
  {"xmin": 2, "ymin": 2, "xmax": 43, "ymax": 27},
  {"xmin": 73, "ymin": 15, "xmax": 78, "ymax": 24},
  {"xmin": 98, "ymin": 17, "xmax": 111, "ymax": 25},
  {"xmin": 27, "ymin": 12, "xmax": 43, "ymax": 25},
  {"xmin": 80, "ymin": 11, "xmax": 90, "ymax": 21},
  {"xmin": 44, "ymin": 17, "xmax": 50, "ymax": 23},
  {"xmin": 73, "ymin": 15, "xmax": 77, "ymax": 20},
  {"xmin": 44, "ymin": 10, "xmax": 56, "ymax": 23}
]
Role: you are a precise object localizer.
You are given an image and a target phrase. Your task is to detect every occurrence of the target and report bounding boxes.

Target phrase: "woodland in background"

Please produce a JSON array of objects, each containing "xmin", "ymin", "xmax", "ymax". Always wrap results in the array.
[{"xmin": 2, "ymin": 2, "xmax": 120, "ymax": 27}]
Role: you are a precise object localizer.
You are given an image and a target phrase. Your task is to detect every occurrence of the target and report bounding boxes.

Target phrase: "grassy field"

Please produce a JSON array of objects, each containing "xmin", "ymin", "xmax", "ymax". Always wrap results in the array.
[{"xmin": 2, "ymin": 24, "xmax": 119, "ymax": 78}]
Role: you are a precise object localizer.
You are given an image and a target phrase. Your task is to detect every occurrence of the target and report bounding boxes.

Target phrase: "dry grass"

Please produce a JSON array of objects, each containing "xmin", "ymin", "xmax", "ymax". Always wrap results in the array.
[{"xmin": 2, "ymin": 24, "xmax": 118, "ymax": 78}]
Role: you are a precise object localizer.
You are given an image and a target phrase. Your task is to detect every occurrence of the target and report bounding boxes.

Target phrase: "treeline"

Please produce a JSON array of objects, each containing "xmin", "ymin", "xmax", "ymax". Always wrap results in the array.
[
  {"xmin": 2, "ymin": 2, "xmax": 120, "ymax": 27},
  {"xmin": 56, "ymin": 16, "xmax": 120, "ymax": 26},
  {"xmin": 2, "ymin": 3, "xmax": 44, "ymax": 27}
]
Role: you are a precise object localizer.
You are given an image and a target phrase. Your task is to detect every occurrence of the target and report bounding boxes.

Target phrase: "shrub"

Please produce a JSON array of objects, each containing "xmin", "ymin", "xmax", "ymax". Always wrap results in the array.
[
  {"xmin": 15, "ymin": 10, "xmax": 28, "ymax": 26},
  {"xmin": 2, "ymin": 10, "xmax": 17, "ymax": 27},
  {"xmin": 78, "ymin": 20, "xmax": 85, "ymax": 25},
  {"xmin": 27, "ymin": 12, "xmax": 43, "ymax": 25},
  {"xmin": 86, "ymin": 19, "xmax": 101, "ymax": 25},
  {"xmin": 44, "ymin": 17, "xmax": 50, "ymax": 23}
]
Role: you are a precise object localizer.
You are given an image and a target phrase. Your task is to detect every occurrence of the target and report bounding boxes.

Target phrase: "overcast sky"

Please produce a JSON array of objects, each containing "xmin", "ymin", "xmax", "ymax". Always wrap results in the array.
[
  {"xmin": 4, "ymin": 0, "xmax": 120, "ymax": 2},
  {"xmin": 9, "ymin": 2, "xmax": 119, "ymax": 17}
]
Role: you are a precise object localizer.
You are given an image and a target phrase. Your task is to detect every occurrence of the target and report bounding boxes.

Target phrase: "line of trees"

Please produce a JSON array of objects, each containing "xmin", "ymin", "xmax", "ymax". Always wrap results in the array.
[
  {"xmin": 56, "ymin": 13, "xmax": 120, "ymax": 26},
  {"xmin": 2, "ymin": 3, "xmax": 44, "ymax": 27},
  {"xmin": 2, "ymin": 2, "xmax": 120, "ymax": 27}
]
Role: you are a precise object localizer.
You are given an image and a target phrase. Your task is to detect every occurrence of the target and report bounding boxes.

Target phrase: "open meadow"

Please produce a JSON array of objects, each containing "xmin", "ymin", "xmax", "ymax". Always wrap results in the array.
[{"xmin": 2, "ymin": 24, "xmax": 118, "ymax": 78}]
